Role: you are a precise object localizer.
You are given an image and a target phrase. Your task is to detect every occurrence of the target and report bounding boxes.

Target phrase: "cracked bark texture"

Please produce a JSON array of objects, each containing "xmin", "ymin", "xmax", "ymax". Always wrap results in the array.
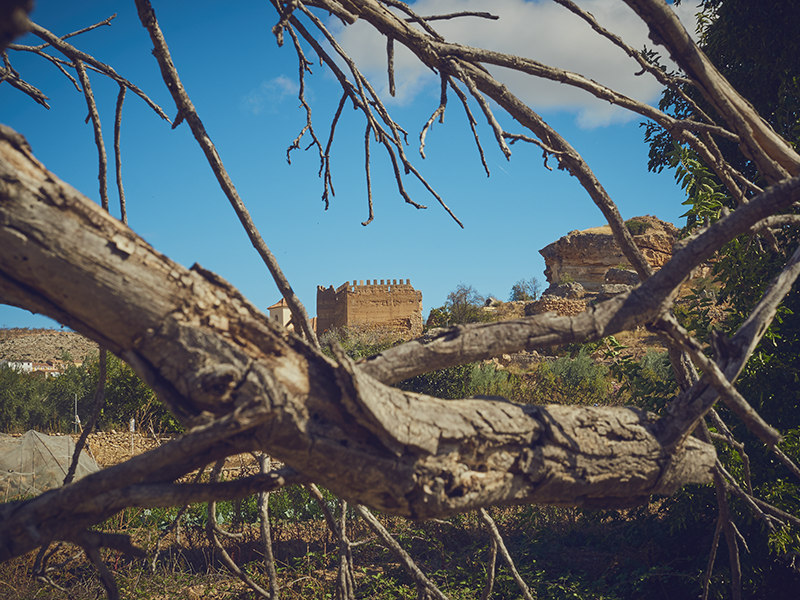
[{"xmin": 0, "ymin": 124, "xmax": 714, "ymax": 560}]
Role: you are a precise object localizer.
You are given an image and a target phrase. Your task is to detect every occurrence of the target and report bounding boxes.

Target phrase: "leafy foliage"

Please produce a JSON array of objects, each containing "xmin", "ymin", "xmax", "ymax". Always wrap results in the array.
[
  {"xmin": 673, "ymin": 277, "xmax": 723, "ymax": 345},
  {"xmin": 426, "ymin": 283, "xmax": 493, "ymax": 328},
  {"xmin": 647, "ymin": 1, "xmax": 800, "ymax": 185},
  {"xmin": 0, "ymin": 365, "xmax": 49, "ymax": 431},
  {"xmin": 533, "ymin": 349, "xmax": 610, "ymax": 406},
  {"xmin": 0, "ymin": 354, "xmax": 179, "ymax": 433},
  {"xmin": 604, "ymin": 339, "xmax": 677, "ymax": 413},
  {"xmin": 624, "ymin": 219, "xmax": 652, "ymax": 236},
  {"xmin": 508, "ymin": 277, "xmax": 541, "ymax": 302},
  {"xmin": 643, "ymin": 3, "xmax": 800, "ymax": 584},
  {"xmin": 666, "ymin": 143, "xmax": 729, "ymax": 228}
]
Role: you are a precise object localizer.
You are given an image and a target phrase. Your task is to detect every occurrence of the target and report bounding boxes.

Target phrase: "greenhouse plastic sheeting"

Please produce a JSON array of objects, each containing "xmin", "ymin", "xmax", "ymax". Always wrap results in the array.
[{"xmin": 0, "ymin": 430, "xmax": 100, "ymax": 500}]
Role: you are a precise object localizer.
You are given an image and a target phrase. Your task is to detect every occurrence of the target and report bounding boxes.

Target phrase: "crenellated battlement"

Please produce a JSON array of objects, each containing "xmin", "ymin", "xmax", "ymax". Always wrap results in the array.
[
  {"xmin": 317, "ymin": 279, "xmax": 422, "ymax": 338},
  {"xmin": 335, "ymin": 278, "xmax": 414, "ymax": 294}
]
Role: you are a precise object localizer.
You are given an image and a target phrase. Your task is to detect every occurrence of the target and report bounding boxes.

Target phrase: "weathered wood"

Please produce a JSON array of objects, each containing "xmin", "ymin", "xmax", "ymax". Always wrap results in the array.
[{"xmin": 0, "ymin": 124, "xmax": 714, "ymax": 560}]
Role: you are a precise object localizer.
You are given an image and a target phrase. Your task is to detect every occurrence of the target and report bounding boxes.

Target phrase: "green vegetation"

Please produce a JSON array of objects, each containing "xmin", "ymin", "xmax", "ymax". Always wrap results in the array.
[
  {"xmin": 0, "ymin": 353, "xmax": 179, "ymax": 433},
  {"xmin": 508, "ymin": 276, "xmax": 541, "ymax": 302},
  {"xmin": 624, "ymin": 219, "xmax": 651, "ymax": 236},
  {"xmin": 319, "ymin": 323, "xmax": 405, "ymax": 361},
  {"xmin": 641, "ymin": 1, "xmax": 800, "ymax": 594},
  {"xmin": 2, "ymin": 1, "xmax": 799, "ymax": 597},
  {"xmin": 555, "ymin": 273, "xmax": 575, "ymax": 285},
  {"xmin": 426, "ymin": 283, "xmax": 494, "ymax": 328},
  {"xmin": 3, "ymin": 317, "xmax": 799, "ymax": 597},
  {"xmin": 0, "ymin": 492, "xmax": 749, "ymax": 600}
]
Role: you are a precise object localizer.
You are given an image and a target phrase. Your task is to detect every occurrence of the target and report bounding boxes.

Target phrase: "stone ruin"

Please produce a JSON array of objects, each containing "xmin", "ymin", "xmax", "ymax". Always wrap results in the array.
[{"xmin": 316, "ymin": 279, "xmax": 423, "ymax": 338}]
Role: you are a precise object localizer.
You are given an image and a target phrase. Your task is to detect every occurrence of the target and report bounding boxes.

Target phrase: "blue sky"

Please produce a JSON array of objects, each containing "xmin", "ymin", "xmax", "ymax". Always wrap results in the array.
[{"xmin": 0, "ymin": 0, "xmax": 695, "ymax": 330}]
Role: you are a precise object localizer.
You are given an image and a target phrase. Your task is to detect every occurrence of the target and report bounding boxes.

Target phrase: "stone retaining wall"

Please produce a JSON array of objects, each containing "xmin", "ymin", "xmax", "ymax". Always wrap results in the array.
[{"xmin": 524, "ymin": 296, "xmax": 588, "ymax": 317}]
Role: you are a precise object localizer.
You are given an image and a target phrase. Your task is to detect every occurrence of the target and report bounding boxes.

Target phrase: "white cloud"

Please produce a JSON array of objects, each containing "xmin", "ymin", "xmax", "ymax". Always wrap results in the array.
[
  {"xmin": 243, "ymin": 75, "xmax": 300, "ymax": 115},
  {"xmin": 330, "ymin": 0, "xmax": 699, "ymax": 127}
]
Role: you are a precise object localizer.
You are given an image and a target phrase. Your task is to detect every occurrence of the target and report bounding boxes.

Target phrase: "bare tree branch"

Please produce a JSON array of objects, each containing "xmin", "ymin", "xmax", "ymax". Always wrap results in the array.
[
  {"xmin": 386, "ymin": 36, "xmax": 395, "ymax": 96},
  {"xmin": 478, "ymin": 534, "xmax": 497, "ymax": 600},
  {"xmin": 64, "ymin": 348, "xmax": 107, "ymax": 485},
  {"xmin": 363, "ymin": 123, "xmax": 375, "ymax": 225},
  {"xmin": 0, "ymin": 123, "xmax": 715, "ymax": 561},
  {"xmin": 3, "ymin": 5, "xmax": 800, "ymax": 597},
  {"xmin": 360, "ymin": 175, "xmax": 800, "ymax": 386},
  {"xmin": 354, "ymin": 504, "xmax": 450, "ymax": 600},
  {"xmin": 6, "ymin": 44, "xmax": 81, "ymax": 90},
  {"xmin": 206, "ymin": 460, "xmax": 272, "ymax": 598},
  {"xmin": 285, "ymin": 22, "xmax": 325, "ymax": 169},
  {"xmin": 257, "ymin": 454, "xmax": 280, "ymax": 598},
  {"xmin": 0, "ymin": 51, "xmax": 49, "ymax": 107},
  {"xmin": 446, "ymin": 59, "xmax": 511, "ymax": 160},
  {"xmin": 657, "ymin": 314, "xmax": 781, "ymax": 447},
  {"xmin": 446, "ymin": 76, "xmax": 490, "ymax": 176},
  {"xmin": 285, "ymin": 3, "xmax": 465, "ymax": 226},
  {"xmin": 113, "ymin": 84, "xmax": 127, "ymax": 223},
  {"xmin": 702, "ymin": 515, "xmax": 724, "ymax": 600},
  {"xmin": 405, "ymin": 11, "xmax": 499, "ymax": 24},
  {"xmin": 478, "ymin": 509, "xmax": 534, "ymax": 600},
  {"xmin": 134, "ymin": 0, "xmax": 318, "ymax": 348},
  {"xmin": 18, "ymin": 13, "xmax": 117, "ymax": 51},
  {"xmin": 26, "ymin": 20, "xmax": 170, "ymax": 122},
  {"xmin": 73, "ymin": 58, "xmax": 110, "ymax": 210},
  {"xmin": 622, "ymin": 0, "xmax": 800, "ymax": 182}
]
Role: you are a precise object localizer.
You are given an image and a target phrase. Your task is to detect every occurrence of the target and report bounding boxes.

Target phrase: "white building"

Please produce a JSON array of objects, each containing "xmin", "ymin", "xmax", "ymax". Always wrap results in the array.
[
  {"xmin": 0, "ymin": 359, "xmax": 33, "ymax": 373},
  {"xmin": 267, "ymin": 298, "xmax": 293, "ymax": 329}
]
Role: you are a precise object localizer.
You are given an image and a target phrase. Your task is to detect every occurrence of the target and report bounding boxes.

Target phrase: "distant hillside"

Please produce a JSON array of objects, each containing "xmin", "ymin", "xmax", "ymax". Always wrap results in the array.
[{"xmin": 0, "ymin": 329, "xmax": 98, "ymax": 363}]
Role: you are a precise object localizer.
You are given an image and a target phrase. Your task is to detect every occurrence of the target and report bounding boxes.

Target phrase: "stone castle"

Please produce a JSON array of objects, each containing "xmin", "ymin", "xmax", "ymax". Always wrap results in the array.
[{"xmin": 316, "ymin": 279, "xmax": 423, "ymax": 338}]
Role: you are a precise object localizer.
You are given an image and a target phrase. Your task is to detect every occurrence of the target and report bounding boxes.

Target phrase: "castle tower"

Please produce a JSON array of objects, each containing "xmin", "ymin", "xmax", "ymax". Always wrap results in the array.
[{"xmin": 316, "ymin": 279, "xmax": 422, "ymax": 338}]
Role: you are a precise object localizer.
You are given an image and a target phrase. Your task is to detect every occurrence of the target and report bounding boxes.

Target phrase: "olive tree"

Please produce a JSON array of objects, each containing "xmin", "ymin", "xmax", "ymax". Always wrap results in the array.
[{"xmin": 1, "ymin": 1, "xmax": 799, "ymax": 598}]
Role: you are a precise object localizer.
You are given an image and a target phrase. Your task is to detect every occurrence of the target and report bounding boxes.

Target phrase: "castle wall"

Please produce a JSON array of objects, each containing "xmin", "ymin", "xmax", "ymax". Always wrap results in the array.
[
  {"xmin": 316, "ymin": 279, "xmax": 423, "ymax": 338},
  {"xmin": 316, "ymin": 284, "xmax": 347, "ymax": 334}
]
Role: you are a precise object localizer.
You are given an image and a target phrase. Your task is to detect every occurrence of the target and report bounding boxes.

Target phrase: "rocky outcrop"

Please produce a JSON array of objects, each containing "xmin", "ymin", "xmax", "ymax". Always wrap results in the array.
[
  {"xmin": 597, "ymin": 284, "xmax": 633, "ymax": 302},
  {"xmin": 539, "ymin": 216, "xmax": 678, "ymax": 292},
  {"xmin": 0, "ymin": 330, "xmax": 97, "ymax": 363},
  {"xmin": 542, "ymin": 282, "xmax": 586, "ymax": 299},
  {"xmin": 605, "ymin": 268, "xmax": 640, "ymax": 286}
]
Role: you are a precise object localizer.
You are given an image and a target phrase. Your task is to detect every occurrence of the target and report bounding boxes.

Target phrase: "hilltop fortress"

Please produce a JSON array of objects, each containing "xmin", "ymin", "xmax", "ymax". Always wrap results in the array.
[{"xmin": 316, "ymin": 279, "xmax": 423, "ymax": 338}]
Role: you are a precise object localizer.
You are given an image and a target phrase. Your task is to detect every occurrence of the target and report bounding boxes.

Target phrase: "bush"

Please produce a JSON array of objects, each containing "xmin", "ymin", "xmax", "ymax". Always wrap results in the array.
[
  {"xmin": 427, "ymin": 283, "xmax": 495, "ymax": 328},
  {"xmin": 319, "ymin": 324, "xmax": 405, "ymax": 361},
  {"xmin": 509, "ymin": 277, "xmax": 541, "ymax": 302},
  {"xmin": 0, "ymin": 355, "xmax": 179, "ymax": 433},
  {"xmin": 624, "ymin": 219, "xmax": 651, "ymax": 235},
  {"xmin": 0, "ymin": 365, "xmax": 50, "ymax": 431},
  {"xmin": 467, "ymin": 363, "xmax": 522, "ymax": 399}
]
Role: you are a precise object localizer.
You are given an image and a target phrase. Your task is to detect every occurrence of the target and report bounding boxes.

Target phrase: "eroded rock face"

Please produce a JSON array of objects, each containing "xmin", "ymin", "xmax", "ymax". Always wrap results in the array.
[
  {"xmin": 597, "ymin": 284, "xmax": 634, "ymax": 302},
  {"xmin": 539, "ymin": 216, "xmax": 678, "ymax": 292},
  {"xmin": 605, "ymin": 268, "xmax": 640, "ymax": 286},
  {"xmin": 0, "ymin": 330, "xmax": 97, "ymax": 363}
]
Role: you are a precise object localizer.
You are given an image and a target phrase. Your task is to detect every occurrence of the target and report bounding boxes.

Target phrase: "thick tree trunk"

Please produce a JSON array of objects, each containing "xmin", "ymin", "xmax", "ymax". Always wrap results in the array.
[{"xmin": 0, "ymin": 124, "xmax": 713, "ymax": 560}]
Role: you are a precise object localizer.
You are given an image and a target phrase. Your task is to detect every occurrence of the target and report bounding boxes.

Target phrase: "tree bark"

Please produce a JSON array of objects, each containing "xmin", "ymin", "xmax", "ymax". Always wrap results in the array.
[{"xmin": 0, "ymin": 123, "xmax": 714, "ymax": 561}]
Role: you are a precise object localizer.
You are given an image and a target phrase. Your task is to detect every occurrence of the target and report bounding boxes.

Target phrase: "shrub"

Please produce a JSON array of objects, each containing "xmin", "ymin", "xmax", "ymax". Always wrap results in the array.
[
  {"xmin": 625, "ymin": 219, "xmax": 651, "ymax": 235},
  {"xmin": 319, "ymin": 324, "xmax": 405, "ymax": 361},
  {"xmin": 511, "ymin": 348, "xmax": 611, "ymax": 406}
]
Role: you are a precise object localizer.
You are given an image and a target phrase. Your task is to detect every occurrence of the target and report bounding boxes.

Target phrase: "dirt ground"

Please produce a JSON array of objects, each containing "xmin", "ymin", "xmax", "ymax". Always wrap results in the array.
[{"xmin": 73, "ymin": 430, "xmax": 260, "ymax": 475}]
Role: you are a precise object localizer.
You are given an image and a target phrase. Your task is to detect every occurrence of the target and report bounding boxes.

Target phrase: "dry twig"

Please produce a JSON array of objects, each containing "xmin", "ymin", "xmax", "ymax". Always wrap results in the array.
[{"xmin": 135, "ymin": 0, "xmax": 318, "ymax": 348}]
